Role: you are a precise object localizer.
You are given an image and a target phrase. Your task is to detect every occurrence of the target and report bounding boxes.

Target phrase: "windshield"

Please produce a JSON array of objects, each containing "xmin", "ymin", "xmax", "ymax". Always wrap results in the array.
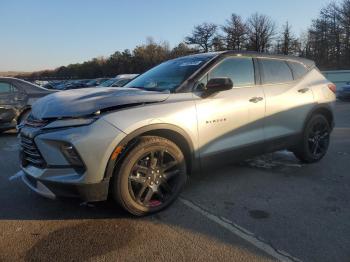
[{"xmin": 124, "ymin": 56, "xmax": 212, "ymax": 92}]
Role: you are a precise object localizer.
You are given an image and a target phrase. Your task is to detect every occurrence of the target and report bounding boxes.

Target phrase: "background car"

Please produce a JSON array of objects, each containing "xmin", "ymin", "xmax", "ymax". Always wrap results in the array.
[
  {"xmin": 0, "ymin": 77, "xmax": 54, "ymax": 132},
  {"xmin": 337, "ymin": 82, "xmax": 350, "ymax": 101},
  {"xmin": 84, "ymin": 78, "xmax": 109, "ymax": 87},
  {"xmin": 43, "ymin": 80, "xmax": 67, "ymax": 90},
  {"xmin": 99, "ymin": 74, "xmax": 139, "ymax": 88},
  {"xmin": 53, "ymin": 79, "xmax": 89, "ymax": 90}
]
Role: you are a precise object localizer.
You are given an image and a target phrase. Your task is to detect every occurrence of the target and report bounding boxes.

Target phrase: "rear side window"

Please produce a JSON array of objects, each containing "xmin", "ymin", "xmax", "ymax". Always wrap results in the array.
[
  {"xmin": 260, "ymin": 59, "xmax": 293, "ymax": 84},
  {"xmin": 0, "ymin": 82, "xmax": 11, "ymax": 93},
  {"xmin": 208, "ymin": 57, "xmax": 255, "ymax": 87},
  {"xmin": 288, "ymin": 61, "xmax": 308, "ymax": 79}
]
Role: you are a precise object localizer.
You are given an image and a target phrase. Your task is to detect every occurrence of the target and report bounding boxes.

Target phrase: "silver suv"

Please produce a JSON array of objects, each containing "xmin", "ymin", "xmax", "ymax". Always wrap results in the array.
[{"xmin": 19, "ymin": 51, "xmax": 336, "ymax": 216}]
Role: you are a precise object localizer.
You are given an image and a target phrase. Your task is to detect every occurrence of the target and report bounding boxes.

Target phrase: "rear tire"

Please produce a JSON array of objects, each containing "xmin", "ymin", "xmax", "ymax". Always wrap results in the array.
[
  {"xmin": 293, "ymin": 114, "xmax": 331, "ymax": 163},
  {"xmin": 112, "ymin": 136, "xmax": 187, "ymax": 216}
]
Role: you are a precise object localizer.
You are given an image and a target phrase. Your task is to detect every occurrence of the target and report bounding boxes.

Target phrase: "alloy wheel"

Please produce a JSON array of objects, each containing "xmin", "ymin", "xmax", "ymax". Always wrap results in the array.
[
  {"xmin": 128, "ymin": 149, "xmax": 181, "ymax": 208},
  {"xmin": 307, "ymin": 120, "xmax": 330, "ymax": 158}
]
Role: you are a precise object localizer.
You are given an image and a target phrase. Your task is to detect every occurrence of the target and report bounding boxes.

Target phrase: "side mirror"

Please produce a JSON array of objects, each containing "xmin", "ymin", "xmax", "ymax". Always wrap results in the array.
[{"xmin": 205, "ymin": 77, "xmax": 233, "ymax": 93}]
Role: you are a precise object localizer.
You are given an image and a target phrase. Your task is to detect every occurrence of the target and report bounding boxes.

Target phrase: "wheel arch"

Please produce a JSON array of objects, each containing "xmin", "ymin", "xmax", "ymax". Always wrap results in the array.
[
  {"xmin": 104, "ymin": 124, "xmax": 197, "ymax": 181},
  {"xmin": 304, "ymin": 104, "xmax": 334, "ymax": 131}
]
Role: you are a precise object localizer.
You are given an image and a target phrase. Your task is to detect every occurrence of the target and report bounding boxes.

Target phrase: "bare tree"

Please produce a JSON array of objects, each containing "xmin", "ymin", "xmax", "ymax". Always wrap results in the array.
[
  {"xmin": 222, "ymin": 14, "xmax": 247, "ymax": 50},
  {"xmin": 276, "ymin": 21, "xmax": 300, "ymax": 55},
  {"xmin": 185, "ymin": 23, "xmax": 218, "ymax": 52},
  {"xmin": 281, "ymin": 22, "xmax": 293, "ymax": 55},
  {"xmin": 305, "ymin": 2, "xmax": 343, "ymax": 69},
  {"xmin": 299, "ymin": 31, "xmax": 312, "ymax": 58},
  {"xmin": 212, "ymin": 36, "xmax": 225, "ymax": 51},
  {"xmin": 322, "ymin": 3, "xmax": 342, "ymax": 68},
  {"xmin": 246, "ymin": 13, "xmax": 276, "ymax": 52},
  {"xmin": 340, "ymin": 0, "xmax": 350, "ymax": 68},
  {"xmin": 308, "ymin": 17, "xmax": 329, "ymax": 67},
  {"xmin": 170, "ymin": 42, "xmax": 196, "ymax": 58}
]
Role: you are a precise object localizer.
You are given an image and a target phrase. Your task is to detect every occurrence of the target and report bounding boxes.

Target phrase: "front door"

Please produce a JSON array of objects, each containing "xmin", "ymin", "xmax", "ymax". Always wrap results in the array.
[{"xmin": 193, "ymin": 57, "xmax": 265, "ymax": 166}]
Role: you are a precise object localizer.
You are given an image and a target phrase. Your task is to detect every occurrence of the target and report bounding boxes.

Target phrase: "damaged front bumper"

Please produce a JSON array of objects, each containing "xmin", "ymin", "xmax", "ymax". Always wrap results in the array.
[
  {"xmin": 18, "ymin": 118, "xmax": 126, "ymax": 202},
  {"xmin": 21, "ymin": 171, "xmax": 56, "ymax": 199},
  {"xmin": 20, "ymin": 169, "xmax": 110, "ymax": 201}
]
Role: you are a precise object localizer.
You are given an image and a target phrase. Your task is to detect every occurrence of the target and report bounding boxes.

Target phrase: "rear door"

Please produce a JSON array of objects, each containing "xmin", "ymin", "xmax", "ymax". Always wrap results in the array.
[
  {"xmin": 194, "ymin": 56, "xmax": 266, "ymax": 165},
  {"xmin": 258, "ymin": 58, "xmax": 315, "ymax": 149}
]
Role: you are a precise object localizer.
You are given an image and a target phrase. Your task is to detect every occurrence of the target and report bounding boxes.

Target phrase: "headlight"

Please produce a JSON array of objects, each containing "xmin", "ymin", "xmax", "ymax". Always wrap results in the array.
[{"xmin": 42, "ymin": 118, "xmax": 97, "ymax": 130}]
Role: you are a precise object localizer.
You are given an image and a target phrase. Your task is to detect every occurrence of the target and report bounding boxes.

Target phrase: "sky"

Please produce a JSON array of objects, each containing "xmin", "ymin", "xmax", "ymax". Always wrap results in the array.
[{"xmin": 0, "ymin": 0, "xmax": 340, "ymax": 72}]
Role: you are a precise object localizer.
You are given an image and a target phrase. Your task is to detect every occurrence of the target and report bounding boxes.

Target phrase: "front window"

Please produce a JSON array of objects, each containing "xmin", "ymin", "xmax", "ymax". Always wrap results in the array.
[
  {"xmin": 208, "ymin": 57, "xmax": 255, "ymax": 87},
  {"xmin": 125, "ymin": 56, "xmax": 214, "ymax": 92}
]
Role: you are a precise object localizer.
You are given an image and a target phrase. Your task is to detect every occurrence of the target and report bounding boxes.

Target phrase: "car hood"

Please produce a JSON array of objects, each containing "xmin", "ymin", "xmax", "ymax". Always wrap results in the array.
[{"xmin": 31, "ymin": 87, "xmax": 170, "ymax": 120}]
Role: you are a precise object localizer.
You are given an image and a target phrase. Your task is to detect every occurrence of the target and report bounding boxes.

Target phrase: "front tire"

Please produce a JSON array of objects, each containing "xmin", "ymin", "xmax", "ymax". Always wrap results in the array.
[
  {"xmin": 293, "ymin": 114, "xmax": 331, "ymax": 163},
  {"xmin": 112, "ymin": 136, "xmax": 187, "ymax": 216}
]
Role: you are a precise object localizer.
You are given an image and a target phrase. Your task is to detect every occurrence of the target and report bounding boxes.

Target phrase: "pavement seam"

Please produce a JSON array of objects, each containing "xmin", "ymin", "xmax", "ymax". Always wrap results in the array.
[{"xmin": 179, "ymin": 197, "xmax": 302, "ymax": 262}]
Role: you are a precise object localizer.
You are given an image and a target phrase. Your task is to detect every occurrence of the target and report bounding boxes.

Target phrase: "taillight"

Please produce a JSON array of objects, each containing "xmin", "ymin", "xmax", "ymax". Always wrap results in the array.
[{"xmin": 328, "ymin": 83, "xmax": 337, "ymax": 93}]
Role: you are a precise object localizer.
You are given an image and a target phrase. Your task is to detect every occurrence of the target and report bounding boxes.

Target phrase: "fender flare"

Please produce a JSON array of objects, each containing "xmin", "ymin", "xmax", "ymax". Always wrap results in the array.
[
  {"xmin": 104, "ymin": 123, "xmax": 197, "ymax": 180},
  {"xmin": 302, "ymin": 103, "xmax": 334, "ymax": 132}
]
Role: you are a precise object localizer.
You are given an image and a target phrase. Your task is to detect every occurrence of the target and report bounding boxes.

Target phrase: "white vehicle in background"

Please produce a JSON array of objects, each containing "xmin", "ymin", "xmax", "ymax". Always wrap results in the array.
[
  {"xmin": 99, "ymin": 74, "xmax": 139, "ymax": 88},
  {"xmin": 34, "ymin": 80, "xmax": 49, "ymax": 86}
]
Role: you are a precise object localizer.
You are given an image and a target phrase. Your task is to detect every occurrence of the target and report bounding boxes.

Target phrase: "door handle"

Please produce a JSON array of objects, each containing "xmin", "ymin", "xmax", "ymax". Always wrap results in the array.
[
  {"xmin": 249, "ymin": 97, "xmax": 264, "ymax": 103},
  {"xmin": 298, "ymin": 88, "xmax": 310, "ymax": 93}
]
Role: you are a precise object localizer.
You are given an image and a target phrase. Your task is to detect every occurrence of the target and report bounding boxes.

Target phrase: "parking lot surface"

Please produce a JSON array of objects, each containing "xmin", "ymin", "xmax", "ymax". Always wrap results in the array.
[{"xmin": 0, "ymin": 102, "xmax": 349, "ymax": 262}]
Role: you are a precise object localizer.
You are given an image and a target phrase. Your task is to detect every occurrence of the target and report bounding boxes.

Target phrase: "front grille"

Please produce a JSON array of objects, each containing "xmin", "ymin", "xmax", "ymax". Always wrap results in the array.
[{"xmin": 20, "ymin": 135, "xmax": 46, "ymax": 168}]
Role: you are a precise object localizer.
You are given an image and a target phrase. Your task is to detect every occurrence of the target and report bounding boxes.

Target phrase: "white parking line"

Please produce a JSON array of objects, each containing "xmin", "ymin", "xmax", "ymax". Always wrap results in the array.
[{"xmin": 180, "ymin": 197, "xmax": 302, "ymax": 262}]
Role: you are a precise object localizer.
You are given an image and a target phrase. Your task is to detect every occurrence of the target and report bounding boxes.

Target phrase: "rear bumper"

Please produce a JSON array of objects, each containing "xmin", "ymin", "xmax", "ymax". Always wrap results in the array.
[{"xmin": 21, "ymin": 171, "xmax": 110, "ymax": 202}]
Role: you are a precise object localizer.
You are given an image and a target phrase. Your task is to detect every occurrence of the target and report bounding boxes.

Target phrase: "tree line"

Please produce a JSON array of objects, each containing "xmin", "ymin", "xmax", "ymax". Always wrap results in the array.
[
  {"xmin": 25, "ymin": 39, "xmax": 196, "ymax": 80},
  {"xmin": 22, "ymin": 0, "xmax": 350, "ymax": 80}
]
